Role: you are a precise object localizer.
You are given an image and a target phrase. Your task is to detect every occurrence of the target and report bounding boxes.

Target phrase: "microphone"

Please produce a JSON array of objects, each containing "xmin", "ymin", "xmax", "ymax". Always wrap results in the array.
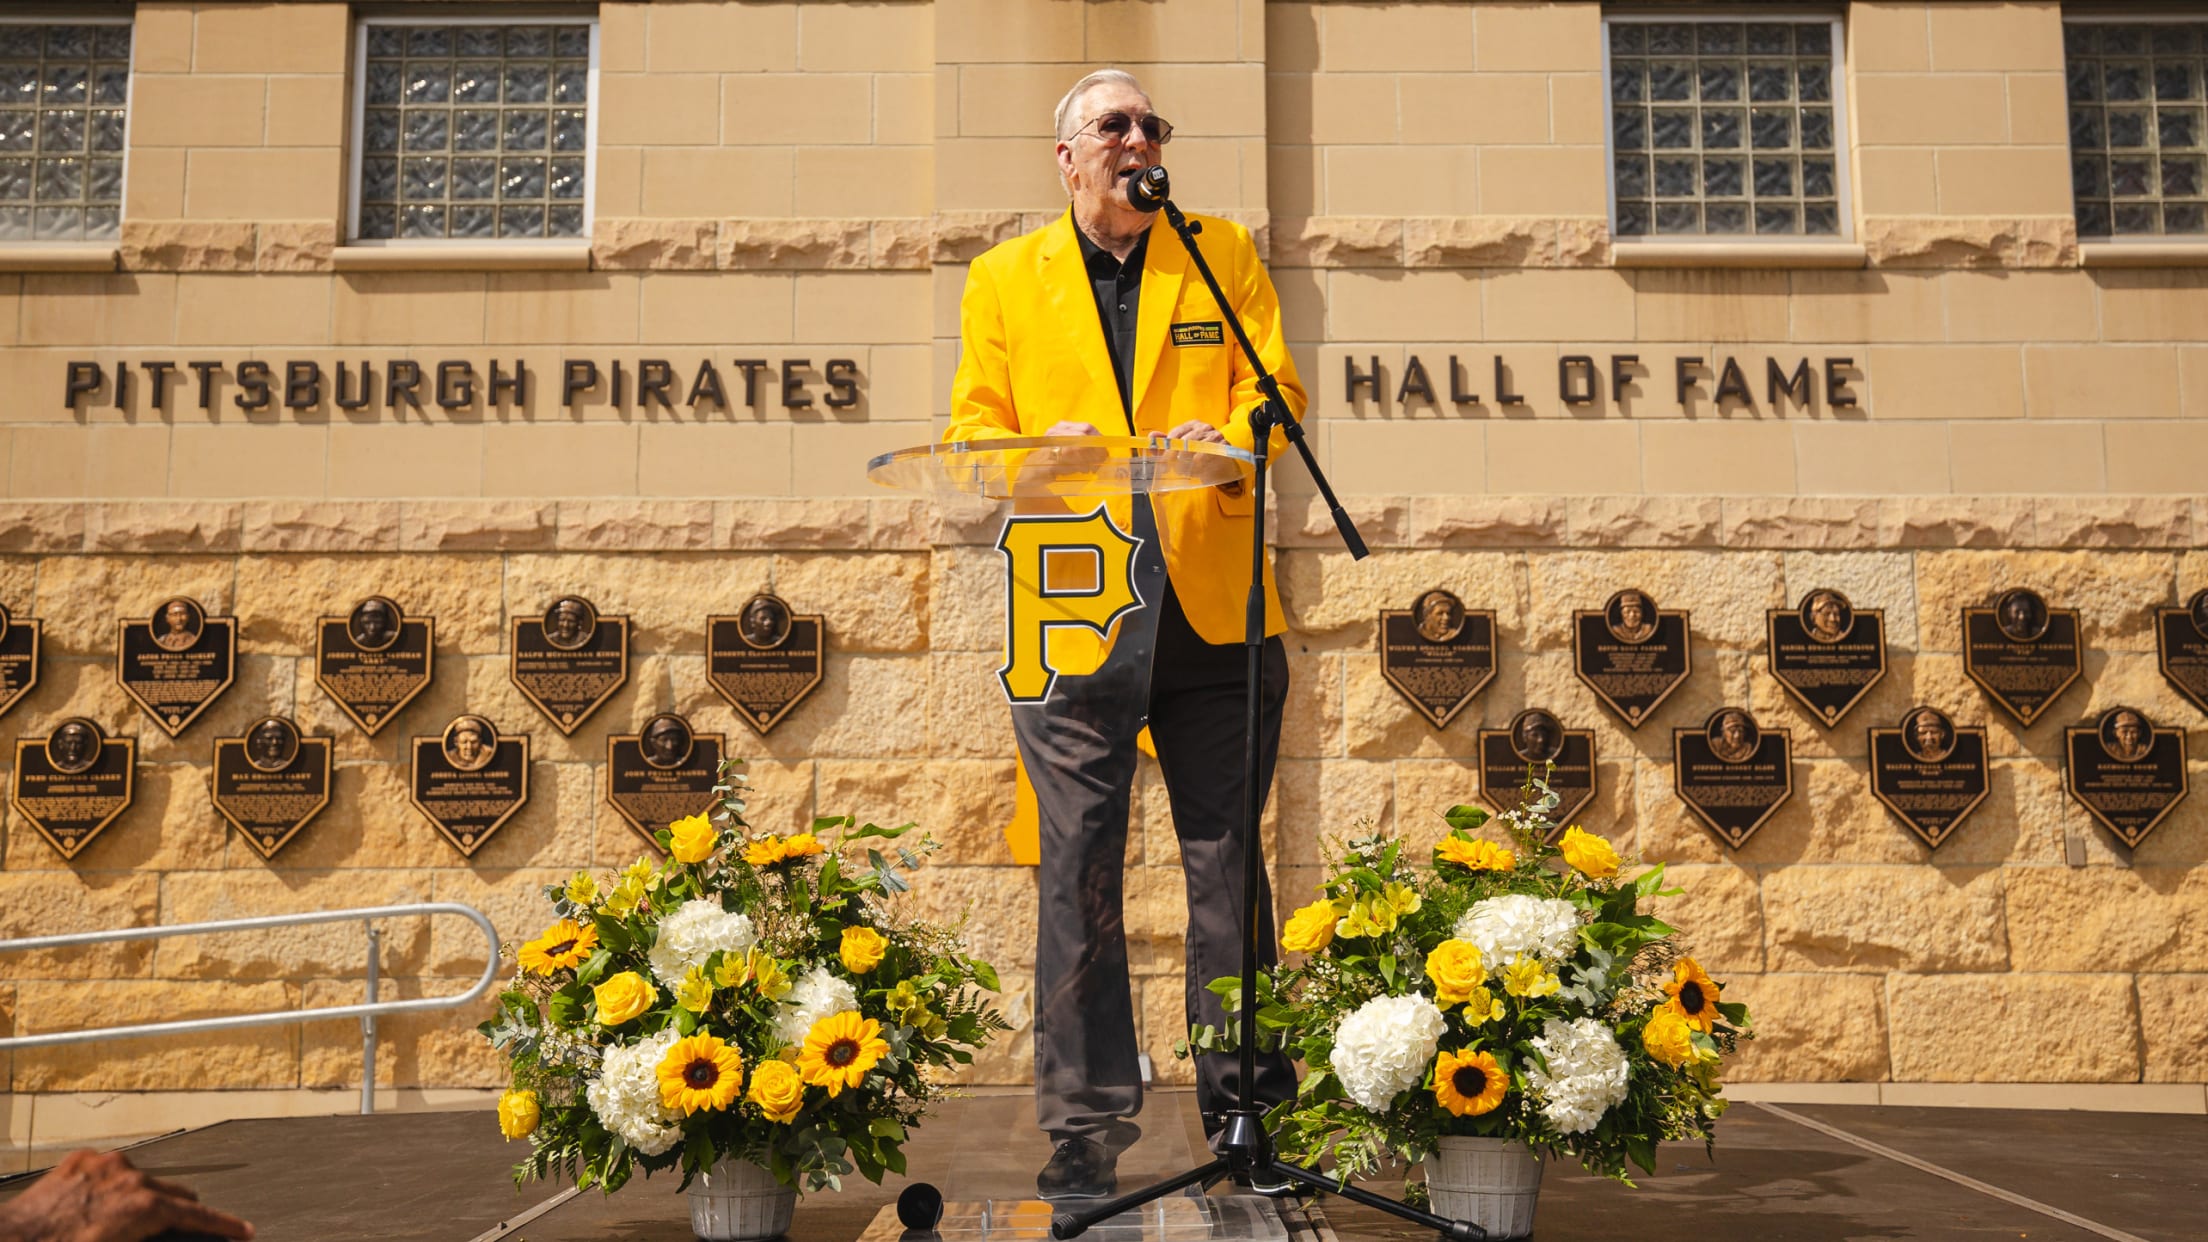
[
  {"xmin": 896, "ymin": 1181, "xmax": 944, "ymax": 1230},
  {"xmin": 1127, "ymin": 165, "xmax": 1170, "ymax": 213}
]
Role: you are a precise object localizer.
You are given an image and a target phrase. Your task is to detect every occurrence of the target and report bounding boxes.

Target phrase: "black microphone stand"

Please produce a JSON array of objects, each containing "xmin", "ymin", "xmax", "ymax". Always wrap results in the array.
[{"xmin": 1048, "ymin": 183, "xmax": 1484, "ymax": 1242}]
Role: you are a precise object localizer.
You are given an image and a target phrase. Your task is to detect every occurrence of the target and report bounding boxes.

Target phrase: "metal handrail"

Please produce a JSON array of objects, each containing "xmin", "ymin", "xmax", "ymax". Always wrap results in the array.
[{"xmin": 0, "ymin": 902, "xmax": 502, "ymax": 1114}]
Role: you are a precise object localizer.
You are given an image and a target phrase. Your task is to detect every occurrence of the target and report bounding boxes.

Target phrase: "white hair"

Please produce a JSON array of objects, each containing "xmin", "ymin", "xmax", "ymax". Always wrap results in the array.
[{"xmin": 1053, "ymin": 69, "xmax": 1149, "ymax": 141}]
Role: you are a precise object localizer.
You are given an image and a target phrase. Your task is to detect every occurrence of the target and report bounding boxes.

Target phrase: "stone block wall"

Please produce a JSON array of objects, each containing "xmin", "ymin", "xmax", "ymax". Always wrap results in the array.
[{"xmin": 2, "ymin": 506, "xmax": 2203, "ymax": 1105}]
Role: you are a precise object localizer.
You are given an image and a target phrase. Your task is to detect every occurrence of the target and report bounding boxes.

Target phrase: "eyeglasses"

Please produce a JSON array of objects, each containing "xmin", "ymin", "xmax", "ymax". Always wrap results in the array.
[{"xmin": 1069, "ymin": 110, "xmax": 1174, "ymax": 146}]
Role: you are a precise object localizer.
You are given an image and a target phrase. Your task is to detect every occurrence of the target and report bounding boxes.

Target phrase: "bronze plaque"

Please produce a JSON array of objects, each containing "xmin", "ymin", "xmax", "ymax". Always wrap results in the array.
[
  {"xmin": 315, "ymin": 595, "xmax": 434, "ymax": 736},
  {"xmin": 2064, "ymin": 706, "xmax": 2189, "ymax": 849},
  {"xmin": 1476, "ymin": 708, "xmax": 1596, "ymax": 837},
  {"xmin": 1767, "ymin": 588, "xmax": 1887, "ymax": 728},
  {"xmin": 1573, "ymin": 588, "xmax": 1692, "ymax": 729},
  {"xmin": 409, "ymin": 714, "xmax": 530, "ymax": 858},
  {"xmin": 1961, "ymin": 588, "xmax": 2082, "ymax": 727},
  {"xmin": 0, "ymin": 601, "xmax": 40, "ymax": 720},
  {"xmin": 707, "ymin": 594, "xmax": 825, "ymax": 736},
  {"xmin": 606, "ymin": 713, "xmax": 726, "ymax": 851},
  {"xmin": 11, "ymin": 718, "xmax": 134, "ymax": 860},
  {"xmin": 211, "ymin": 716, "xmax": 332, "ymax": 860},
  {"xmin": 116, "ymin": 596, "xmax": 236, "ymax": 737},
  {"xmin": 2155, "ymin": 587, "xmax": 2208, "ymax": 718},
  {"xmin": 1867, "ymin": 706, "xmax": 1991, "ymax": 850},
  {"xmin": 1673, "ymin": 707, "xmax": 1792, "ymax": 849},
  {"xmin": 1378, "ymin": 590, "xmax": 1496, "ymax": 729},
  {"xmin": 510, "ymin": 595, "xmax": 629, "ymax": 735}
]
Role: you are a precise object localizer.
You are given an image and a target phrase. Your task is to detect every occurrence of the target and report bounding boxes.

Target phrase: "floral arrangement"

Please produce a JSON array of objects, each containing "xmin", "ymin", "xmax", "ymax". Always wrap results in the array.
[
  {"xmin": 480, "ymin": 763, "xmax": 1007, "ymax": 1194},
  {"xmin": 1200, "ymin": 782, "xmax": 1749, "ymax": 1185}
]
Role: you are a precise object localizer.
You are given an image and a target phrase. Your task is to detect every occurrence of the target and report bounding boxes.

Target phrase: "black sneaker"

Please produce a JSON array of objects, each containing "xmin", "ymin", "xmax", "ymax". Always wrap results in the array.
[{"xmin": 1037, "ymin": 1137, "xmax": 1117, "ymax": 1200}]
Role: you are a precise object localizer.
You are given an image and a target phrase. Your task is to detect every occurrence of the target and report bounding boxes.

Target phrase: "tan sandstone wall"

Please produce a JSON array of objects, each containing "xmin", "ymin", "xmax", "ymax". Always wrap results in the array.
[{"xmin": 2, "ymin": 1, "xmax": 2207, "ymax": 1144}]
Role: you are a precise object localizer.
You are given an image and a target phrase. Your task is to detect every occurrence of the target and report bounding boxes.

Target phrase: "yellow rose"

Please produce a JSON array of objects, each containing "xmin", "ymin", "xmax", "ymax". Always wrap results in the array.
[
  {"xmin": 1435, "ymin": 836, "xmax": 1516, "ymax": 872},
  {"xmin": 593, "ymin": 970, "xmax": 656, "ymax": 1026},
  {"xmin": 1558, "ymin": 826, "xmax": 1620, "ymax": 880},
  {"xmin": 497, "ymin": 1088, "xmax": 540, "ymax": 1140},
  {"xmin": 1423, "ymin": 939, "xmax": 1487, "ymax": 1006},
  {"xmin": 668, "ymin": 812, "xmax": 718, "ymax": 864},
  {"xmin": 748, "ymin": 1057, "xmax": 806, "ymax": 1123},
  {"xmin": 1642, "ymin": 1004, "xmax": 1697, "ymax": 1067},
  {"xmin": 840, "ymin": 925, "xmax": 889, "ymax": 974},
  {"xmin": 1280, "ymin": 898, "xmax": 1339, "ymax": 954}
]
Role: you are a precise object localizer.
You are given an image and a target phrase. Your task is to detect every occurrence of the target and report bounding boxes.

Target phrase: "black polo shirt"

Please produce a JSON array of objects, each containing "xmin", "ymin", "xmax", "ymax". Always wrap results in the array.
[{"xmin": 1075, "ymin": 225, "xmax": 1146, "ymax": 431}]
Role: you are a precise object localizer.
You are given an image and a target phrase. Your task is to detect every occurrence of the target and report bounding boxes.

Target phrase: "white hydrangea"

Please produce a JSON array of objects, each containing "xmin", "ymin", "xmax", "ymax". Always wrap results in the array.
[
  {"xmin": 586, "ymin": 1027, "xmax": 682, "ymax": 1155},
  {"xmin": 1524, "ymin": 1017, "xmax": 1630, "ymax": 1135},
  {"xmin": 647, "ymin": 899, "xmax": 757, "ymax": 987},
  {"xmin": 1453, "ymin": 894, "xmax": 1581, "ymax": 971},
  {"xmin": 1330, "ymin": 993, "xmax": 1448, "ymax": 1113},
  {"xmin": 774, "ymin": 965, "xmax": 860, "ymax": 1046}
]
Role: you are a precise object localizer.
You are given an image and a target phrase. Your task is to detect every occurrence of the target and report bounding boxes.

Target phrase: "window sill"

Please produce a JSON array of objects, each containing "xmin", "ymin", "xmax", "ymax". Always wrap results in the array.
[
  {"xmin": 2078, "ymin": 241, "xmax": 2208, "ymax": 268},
  {"xmin": 331, "ymin": 242, "xmax": 592, "ymax": 272},
  {"xmin": 0, "ymin": 243, "xmax": 119, "ymax": 273},
  {"xmin": 1612, "ymin": 241, "xmax": 1867, "ymax": 270}
]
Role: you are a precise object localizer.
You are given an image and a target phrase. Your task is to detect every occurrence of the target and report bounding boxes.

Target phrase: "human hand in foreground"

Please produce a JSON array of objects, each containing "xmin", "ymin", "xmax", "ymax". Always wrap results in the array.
[
  {"xmin": 1153, "ymin": 421, "xmax": 1242, "ymax": 492},
  {"xmin": 0, "ymin": 1149, "xmax": 254, "ymax": 1242}
]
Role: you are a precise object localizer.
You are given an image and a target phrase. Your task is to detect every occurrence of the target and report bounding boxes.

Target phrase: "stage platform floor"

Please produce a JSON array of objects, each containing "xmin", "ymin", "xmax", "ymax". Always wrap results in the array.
[{"xmin": 2, "ymin": 1090, "xmax": 2200, "ymax": 1241}]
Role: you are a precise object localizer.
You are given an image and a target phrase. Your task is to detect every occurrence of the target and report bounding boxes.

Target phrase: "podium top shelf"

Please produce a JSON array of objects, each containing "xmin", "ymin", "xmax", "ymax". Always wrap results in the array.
[{"xmin": 866, "ymin": 435, "xmax": 1256, "ymax": 500}]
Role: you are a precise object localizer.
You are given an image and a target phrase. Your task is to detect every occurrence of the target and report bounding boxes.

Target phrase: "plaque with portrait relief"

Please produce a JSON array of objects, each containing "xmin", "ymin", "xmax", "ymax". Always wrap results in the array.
[
  {"xmin": 2064, "ymin": 706, "xmax": 2189, "ymax": 849},
  {"xmin": 315, "ymin": 595, "xmax": 434, "ymax": 736},
  {"xmin": 211, "ymin": 716, "xmax": 332, "ymax": 861},
  {"xmin": 11, "ymin": 718, "xmax": 134, "ymax": 861},
  {"xmin": 1673, "ymin": 707, "xmax": 1792, "ymax": 849},
  {"xmin": 708, "ymin": 594, "xmax": 825, "ymax": 736},
  {"xmin": 116, "ymin": 596, "xmax": 236, "ymax": 737},
  {"xmin": 0, "ymin": 600, "xmax": 40, "ymax": 720},
  {"xmin": 1573, "ymin": 588, "xmax": 1692, "ymax": 729},
  {"xmin": 1961, "ymin": 588, "xmax": 2082, "ymax": 727},
  {"xmin": 606, "ymin": 713, "xmax": 727, "ymax": 851},
  {"xmin": 1867, "ymin": 706, "xmax": 1990, "ymax": 851},
  {"xmin": 1767, "ymin": 588, "xmax": 1887, "ymax": 727},
  {"xmin": 1379, "ymin": 590, "xmax": 1497, "ymax": 729},
  {"xmin": 409, "ymin": 714, "xmax": 530, "ymax": 858},
  {"xmin": 1477, "ymin": 707, "xmax": 1596, "ymax": 837},
  {"xmin": 510, "ymin": 595, "xmax": 629, "ymax": 735},
  {"xmin": 2155, "ymin": 587, "xmax": 2208, "ymax": 719}
]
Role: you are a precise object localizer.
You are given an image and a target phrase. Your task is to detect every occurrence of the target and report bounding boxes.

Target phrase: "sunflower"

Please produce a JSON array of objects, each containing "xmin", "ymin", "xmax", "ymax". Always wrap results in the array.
[
  {"xmin": 797, "ymin": 1010, "xmax": 889, "ymax": 1097},
  {"xmin": 1432, "ymin": 1049, "xmax": 1508, "ymax": 1117},
  {"xmin": 1663, "ymin": 957, "xmax": 1721, "ymax": 1032},
  {"xmin": 1435, "ymin": 836, "xmax": 1516, "ymax": 872},
  {"xmin": 518, "ymin": 918, "xmax": 597, "ymax": 975},
  {"xmin": 656, "ymin": 1032, "xmax": 745, "ymax": 1115},
  {"xmin": 743, "ymin": 836, "xmax": 788, "ymax": 867}
]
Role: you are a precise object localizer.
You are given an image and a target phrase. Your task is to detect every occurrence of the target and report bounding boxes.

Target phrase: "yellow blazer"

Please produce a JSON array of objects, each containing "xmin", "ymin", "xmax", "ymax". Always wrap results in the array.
[{"xmin": 946, "ymin": 208, "xmax": 1306, "ymax": 653}]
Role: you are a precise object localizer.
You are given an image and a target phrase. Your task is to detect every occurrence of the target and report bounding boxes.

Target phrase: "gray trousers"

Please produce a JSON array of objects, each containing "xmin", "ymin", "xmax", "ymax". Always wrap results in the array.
[{"xmin": 1012, "ymin": 499, "xmax": 1297, "ymax": 1153}]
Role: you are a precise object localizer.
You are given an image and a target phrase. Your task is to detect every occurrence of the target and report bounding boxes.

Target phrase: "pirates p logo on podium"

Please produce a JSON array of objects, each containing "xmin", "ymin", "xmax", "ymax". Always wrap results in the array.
[{"xmin": 995, "ymin": 505, "xmax": 1146, "ymax": 704}]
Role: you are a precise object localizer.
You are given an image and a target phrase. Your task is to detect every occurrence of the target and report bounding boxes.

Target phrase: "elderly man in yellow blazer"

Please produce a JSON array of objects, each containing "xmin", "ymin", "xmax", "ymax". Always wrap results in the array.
[{"xmin": 946, "ymin": 68, "xmax": 1305, "ymax": 1201}]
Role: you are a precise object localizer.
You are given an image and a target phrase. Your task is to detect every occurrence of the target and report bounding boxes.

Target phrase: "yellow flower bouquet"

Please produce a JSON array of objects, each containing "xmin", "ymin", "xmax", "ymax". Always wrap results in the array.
[
  {"xmin": 480, "ymin": 762, "xmax": 1007, "ymax": 1197},
  {"xmin": 1195, "ymin": 780, "xmax": 1751, "ymax": 1189}
]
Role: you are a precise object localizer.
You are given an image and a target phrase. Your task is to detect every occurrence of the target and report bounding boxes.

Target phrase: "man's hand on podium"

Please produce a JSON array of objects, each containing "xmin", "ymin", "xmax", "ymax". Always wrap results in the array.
[{"xmin": 1044, "ymin": 421, "xmax": 1108, "ymax": 474}]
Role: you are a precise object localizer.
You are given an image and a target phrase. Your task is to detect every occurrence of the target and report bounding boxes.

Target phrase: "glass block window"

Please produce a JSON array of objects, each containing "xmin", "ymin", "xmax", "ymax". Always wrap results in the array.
[
  {"xmin": 1608, "ymin": 19, "xmax": 1844, "ymax": 238},
  {"xmin": 2066, "ymin": 22, "xmax": 2208, "ymax": 236},
  {"xmin": 354, "ymin": 21, "xmax": 592, "ymax": 241},
  {"xmin": 0, "ymin": 22, "xmax": 130, "ymax": 242}
]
